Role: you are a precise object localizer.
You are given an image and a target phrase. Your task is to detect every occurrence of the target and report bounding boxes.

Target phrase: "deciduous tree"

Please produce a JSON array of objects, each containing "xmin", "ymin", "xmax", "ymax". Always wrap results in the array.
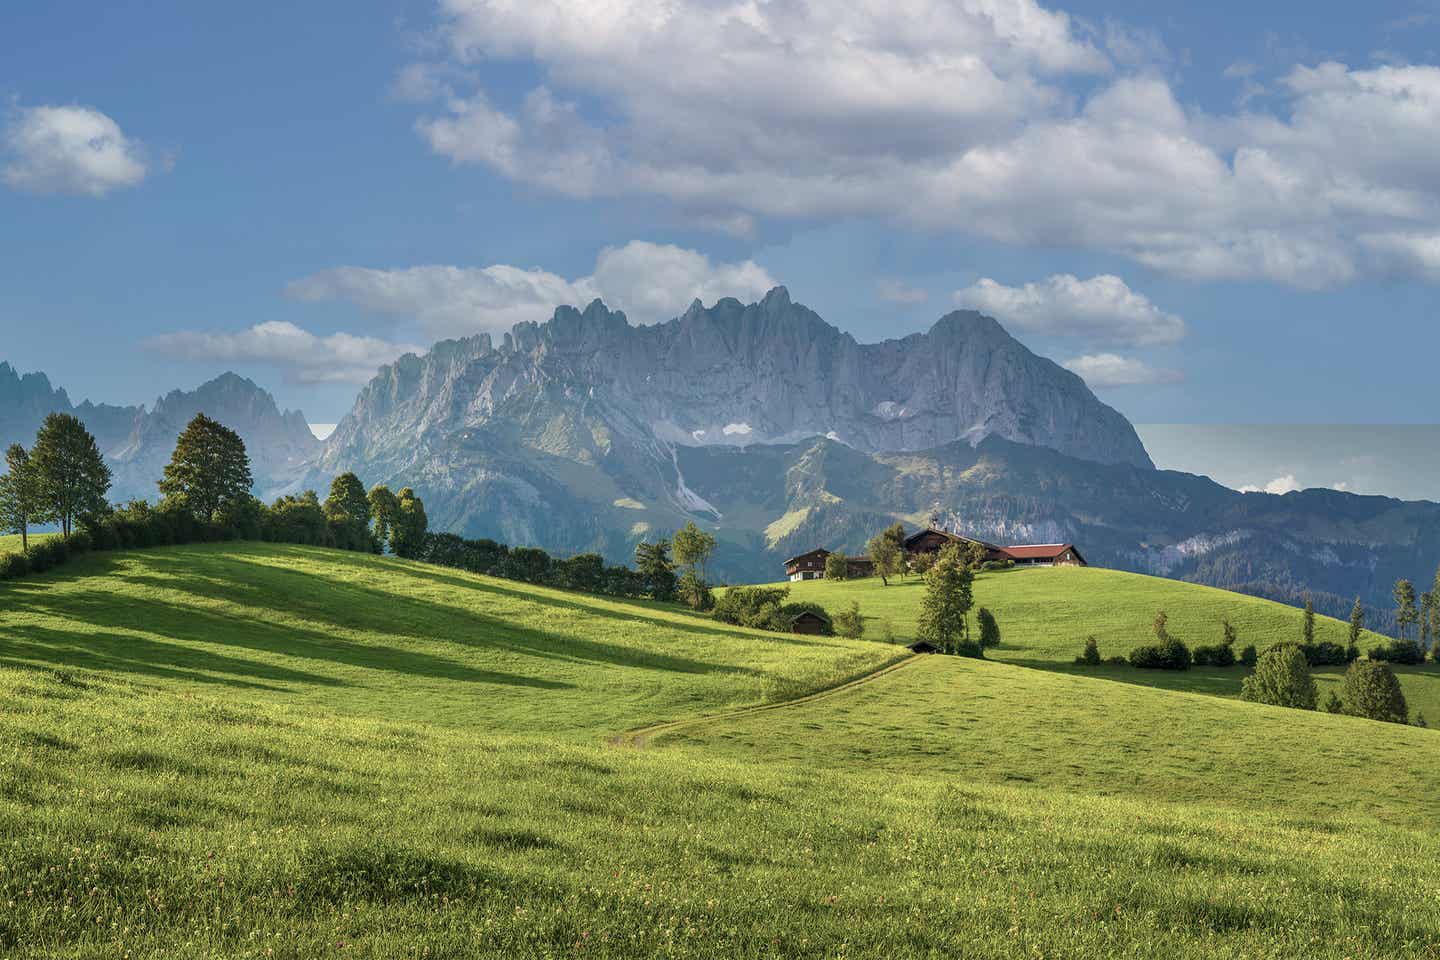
[
  {"xmin": 1240, "ymin": 644, "xmax": 1317, "ymax": 710},
  {"xmin": 158, "ymin": 413, "xmax": 252, "ymax": 522},
  {"xmin": 391, "ymin": 487, "xmax": 428, "ymax": 559},
  {"xmin": 325, "ymin": 472, "xmax": 374, "ymax": 551},
  {"xmin": 867, "ymin": 524, "xmax": 905, "ymax": 586},
  {"xmin": 1342, "ymin": 660, "xmax": 1408, "ymax": 724},
  {"xmin": 31, "ymin": 413, "xmax": 111, "ymax": 537},
  {"xmin": 916, "ymin": 550, "xmax": 977, "ymax": 656},
  {"xmin": 0, "ymin": 444, "xmax": 43, "ymax": 550},
  {"xmin": 673, "ymin": 521, "xmax": 716, "ymax": 583},
  {"xmin": 824, "ymin": 550, "xmax": 848, "ymax": 581},
  {"xmin": 368, "ymin": 485, "xmax": 400, "ymax": 550}
]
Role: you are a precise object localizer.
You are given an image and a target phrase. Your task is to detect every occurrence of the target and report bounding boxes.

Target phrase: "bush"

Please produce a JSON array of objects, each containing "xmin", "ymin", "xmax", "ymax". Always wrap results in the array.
[
  {"xmin": 1240, "ymin": 643, "xmax": 1316, "ymax": 710},
  {"xmin": 1368, "ymin": 638, "xmax": 1425, "ymax": 665},
  {"xmin": 1342, "ymin": 660, "xmax": 1408, "ymax": 723},
  {"xmin": 1300, "ymin": 641, "xmax": 1348, "ymax": 666},
  {"xmin": 25, "ymin": 537, "xmax": 69, "ymax": 572},
  {"xmin": 713, "ymin": 586, "xmax": 791, "ymax": 627},
  {"xmin": 1075, "ymin": 636, "xmax": 1101, "ymax": 666},
  {"xmin": 677, "ymin": 569, "xmax": 714, "ymax": 612},
  {"xmin": 1129, "ymin": 638, "xmax": 1191, "ymax": 670},
  {"xmin": 1105, "ymin": 655, "xmax": 1129, "ymax": 666},
  {"xmin": 0, "ymin": 551, "xmax": 30, "ymax": 580},
  {"xmin": 1192, "ymin": 643, "xmax": 1236, "ymax": 667},
  {"xmin": 1240, "ymin": 645, "xmax": 1258, "ymax": 667},
  {"xmin": 1323, "ymin": 690, "xmax": 1344, "ymax": 714},
  {"xmin": 980, "ymin": 559, "xmax": 1013, "ymax": 572},
  {"xmin": 832, "ymin": 601, "xmax": 864, "ymax": 639}
]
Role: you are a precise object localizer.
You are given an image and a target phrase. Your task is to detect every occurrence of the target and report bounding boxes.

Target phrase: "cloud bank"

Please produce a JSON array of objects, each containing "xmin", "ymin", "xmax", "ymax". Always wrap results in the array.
[
  {"xmin": 144, "ymin": 322, "xmax": 423, "ymax": 385},
  {"xmin": 3, "ymin": 104, "xmax": 150, "ymax": 196},
  {"xmin": 957, "ymin": 274, "xmax": 1184, "ymax": 346}
]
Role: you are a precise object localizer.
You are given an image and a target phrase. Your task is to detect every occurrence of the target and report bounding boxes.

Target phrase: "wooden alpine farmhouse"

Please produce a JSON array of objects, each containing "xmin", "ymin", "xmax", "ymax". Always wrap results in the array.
[{"xmin": 784, "ymin": 526, "xmax": 1087, "ymax": 581}]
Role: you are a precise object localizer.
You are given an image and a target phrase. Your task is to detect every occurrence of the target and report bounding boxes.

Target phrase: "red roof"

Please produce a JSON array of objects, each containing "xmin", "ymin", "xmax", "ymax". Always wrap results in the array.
[{"xmin": 1003, "ymin": 543, "xmax": 1075, "ymax": 560}]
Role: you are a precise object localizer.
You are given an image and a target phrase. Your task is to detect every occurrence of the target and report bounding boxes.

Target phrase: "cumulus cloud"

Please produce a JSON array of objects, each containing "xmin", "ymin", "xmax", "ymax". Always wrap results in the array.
[
  {"xmin": 144, "ymin": 321, "xmax": 423, "ymax": 385},
  {"xmin": 286, "ymin": 240, "xmax": 778, "ymax": 338},
  {"xmin": 1063, "ymin": 353, "xmax": 1183, "ymax": 388},
  {"xmin": 401, "ymin": 1, "xmax": 1440, "ymax": 288},
  {"xmin": 957, "ymin": 273, "xmax": 1184, "ymax": 346},
  {"xmin": 3, "ymin": 104, "xmax": 149, "ymax": 196}
]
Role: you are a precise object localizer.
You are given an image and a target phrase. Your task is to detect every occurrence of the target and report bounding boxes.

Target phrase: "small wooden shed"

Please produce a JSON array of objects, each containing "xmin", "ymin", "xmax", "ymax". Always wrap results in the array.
[
  {"xmin": 907, "ymin": 640, "xmax": 940, "ymax": 654},
  {"xmin": 789, "ymin": 610, "xmax": 832, "ymax": 635}
]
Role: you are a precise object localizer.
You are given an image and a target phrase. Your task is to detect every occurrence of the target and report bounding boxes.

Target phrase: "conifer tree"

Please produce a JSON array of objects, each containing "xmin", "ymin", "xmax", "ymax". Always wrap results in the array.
[
  {"xmin": 30, "ymin": 413, "xmax": 111, "ymax": 536},
  {"xmin": 634, "ymin": 539, "xmax": 677, "ymax": 601},
  {"xmin": 1394, "ymin": 579, "xmax": 1419, "ymax": 643},
  {"xmin": 390, "ymin": 487, "xmax": 428, "ymax": 559},
  {"xmin": 158, "ymin": 413, "xmax": 252, "ymax": 522},
  {"xmin": 1347, "ymin": 597, "xmax": 1365, "ymax": 662},
  {"xmin": 324, "ymin": 472, "xmax": 373, "ymax": 550},
  {"xmin": 1302, "ymin": 597, "xmax": 1315, "ymax": 647}
]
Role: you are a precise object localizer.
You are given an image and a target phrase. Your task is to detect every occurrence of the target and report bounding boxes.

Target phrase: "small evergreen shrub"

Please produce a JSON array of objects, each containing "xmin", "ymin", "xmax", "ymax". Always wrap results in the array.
[
  {"xmin": 1299, "ymin": 641, "xmax": 1348, "ymax": 666},
  {"xmin": 1343, "ymin": 660, "xmax": 1408, "ymax": 723},
  {"xmin": 1075, "ymin": 636, "xmax": 1101, "ymax": 666},
  {"xmin": 1240, "ymin": 643, "xmax": 1317, "ymax": 710},
  {"xmin": 1192, "ymin": 643, "xmax": 1237, "ymax": 667},
  {"xmin": 1323, "ymin": 690, "xmax": 1344, "ymax": 714},
  {"xmin": 1129, "ymin": 638, "xmax": 1191, "ymax": 670},
  {"xmin": 1368, "ymin": 639, "xmax": 1425, "ymax": 665},
  {"xmin": 1240, "ymin": 645, "xmax": 1258, "ymax": 667}
]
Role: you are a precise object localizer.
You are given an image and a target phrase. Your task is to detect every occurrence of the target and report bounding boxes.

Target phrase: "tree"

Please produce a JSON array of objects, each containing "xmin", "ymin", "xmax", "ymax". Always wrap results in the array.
[
  {"xmin": 1342, "ymin": 660, "xmax": 1408, "ymax": 723},
  {"xmin": 909, "ymin": 549, "xmax": 935, "ymax": 577},
  {"xmin": 0, "ymin": 444, "xmax": 43, "ymax": 550},
  {"xmin": 964, "ymin": 540, "xmax": 987, "ymax": 570},
  {"xmin": 391, "ymin": 487, "xmax": 428, "ymax": 559},
  {"xmin": 1222, "ymin": 619, "xmax": 1238, "ymax": 647},
  {"xmin": 1323, "ymin": 690, "xmax": 1344, "ymax": 714},
  {"xmin": 30, "ymin": 412, "xmax": 111, "ymax": 537},
  {"xmin": 1302, "ymin": 597, "xmax": 1315, "ymax": 646},
  {"xmin": 1394, "ymin": 579, "xmax": 1419, "ymax": 642},
  {"xmin": 1432, "ymin": 566, "xmax": 1440, "ymax": 660},
  {"xmin": 1075, "ymin": 636, "xmax": 1101, "ymax": 665},
  {"xmin": 677, "ymin": 567, "xmax": 713, "ymax": 611},
  {"xmin": 157, "ymin": 413, "xmax": 253, "ymax": 523},
  {"xmin": 916, "ymin": 550, "xmax": 977, "ymax": 656},
  {"xmin": 368, "ymin": 485, "xmax": 400, "ymax": 550},
  {"xmin": 1240, "ymin": 644, "xmax": 1317, "ymax": 710},
  {"xmin": 1347, "ymin": 597, "xmax": 1365, "ymax": 663},
  {"xmin": 833, "ymin": 601, "xmax": 864, "ymax": 639},
  {"xmin": 868, "ymin": 523, "xmax": 905, "ymax": 586},
  {"xmin": 634, "ymin": 539, "xmax": 677, "ymax": 601},
  {"xmin": 824, "ymin": 551, "xmax": 848, "ymax": 581},
  {"xmin": 976, "ymin": 607, "xmax": 1001, "ymax": 649},
  {"xmin": 1422, "ymin": 590, "xmax": 1436, "ymax": 653},
  {"xmin": 324, "ymin": 472, "xmax": 374, "ymax": 551},
  {"xmin": 673, "ymin": 521, "xmax": 716, "ymax": 583}
]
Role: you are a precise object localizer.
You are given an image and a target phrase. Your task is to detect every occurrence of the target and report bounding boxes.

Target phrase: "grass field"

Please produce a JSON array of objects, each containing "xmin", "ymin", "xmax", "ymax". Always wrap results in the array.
[
  {"xmin": 0, "ymin": 532, "xmax": 55, "ymax": 555},
  {"xmin": 778, "ymin": 567, "xmax": 1440, "ymax": 721},
  {"xmin": 6, "ymin": 544, "xmax": 1440, "ymax": 957}
]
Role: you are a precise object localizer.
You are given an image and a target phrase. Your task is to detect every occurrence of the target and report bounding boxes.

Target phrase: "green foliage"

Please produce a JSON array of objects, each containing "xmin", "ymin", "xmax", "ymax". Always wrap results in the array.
[
  {"xmin": 1342, "ymin": 660, "xmax": 1409, "ymax": 723},
  {"xmin": 0, "ymin": 442, "xmax": 42, "ymax": 550},
  {"xmin": 672, "ymin": 521, "xmax": 716, "ymax": 579},
  {"xmin": 976, "ymin": 607, "xmax": 1001, "ymax": 649},
  {"xmin": 713, "ymin": 585, "xmax": 793, "ymax": 628},
  {"xmin": 1075, "ymin": 636, "xmax": 1101, "ymax": 665},
  {"xmin": 1130, "ymin": 611, "xmax": 1190, "ymax": 669},
  {"xmin": 677, "ymin": 567, "xmax": 713, "ymax": 611},
  {"xmin": 0, "ymin": 549, "xmax": 31, "ymax": 580},
  {"xmin": 1394, "ymin": 579, "xmax": 1419, "ymax": 642},
  {"xmin": 824, "ymin": 550, "xmax": 848, "ymax": 581},
  {"xmin": 867, "ymin": 523, "xmax": 905, "ymax": 585},
  {"xmin": 634, "ymin": 539, "xmax": 677, "ymax": 601},
  {"xmin": 1367, "ymin": 638, "xmax": 1425, "ymax": 665},
  {"xmin": 1348, "ymin": 597, "xmax": 1365, "ymax": 662},
  {"xmin": 1323, "ymin": 690, "xmax": 1344, "ymax": 714},
  {"xmin": 30, "ymin": 412, "xmax": 111, "ymax": 536},
  {"xmin": 324, "ymin": 472, "xmax": 375, "ymax": 552},
  {"xmin": 1299, "ymin": 641, "xmax": 1349, "ymax": 666},
  {"xmin": 1222, "ymin": 619, "xmax": 1239, "ymax": 646},
  {"xmin": 1240, "ymin": 644, "xmax": 1258, "ymax": 667},
  {"xmin": 916, "ymin": 551, "xmax": 978, "ymax": 656},
  {"xmin": 909, "ymin": 549, "xmax": 935, "ymax": 576},
  {"xmin": 832, "ymin": 600, "xmax": 864, "ymax": 639},
  {"xmin": 1302, "ymin": 598, "xmax": 1315, "ymax": 646},
  {"xmin": 1192, "ymin": 643, "xmax": 1236, "ymax": 667},
  {"xmin": 368, "ymin": 484, "xmax": 400, "ymax": 548},
  {"xmin": 1240, "ymin": 644, "xmax": 1317, "ymax": 710},
  {"xmin": 391, "ymin": 488, "xmax": 428, "ymax": 559},
  {"xmin": 157, "ymin": 413, "xmax": 254, "ymax": 522}
]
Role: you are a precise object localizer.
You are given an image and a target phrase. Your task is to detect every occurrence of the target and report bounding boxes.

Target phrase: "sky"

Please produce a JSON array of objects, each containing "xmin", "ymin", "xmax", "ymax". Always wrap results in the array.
[{"xmin": 3, "ymin": 0, "xmax": 1440, "ymax": 438}]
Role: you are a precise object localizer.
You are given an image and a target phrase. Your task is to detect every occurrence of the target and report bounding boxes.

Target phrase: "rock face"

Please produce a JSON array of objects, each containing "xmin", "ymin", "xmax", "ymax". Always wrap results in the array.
[
  {"xmin": 109, "ymin": 373, "xmax": 319, "ymax": 501},
  {"xmin": 0, "ymin": 364, "xmax": 317, "ymax": 502},
  {"xmin": 325, "ymin": 287, "xmax": 1150, "ymax": 471}
]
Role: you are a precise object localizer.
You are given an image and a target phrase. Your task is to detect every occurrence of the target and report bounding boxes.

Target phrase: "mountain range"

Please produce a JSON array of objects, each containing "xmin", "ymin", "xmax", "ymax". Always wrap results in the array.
[{"xmin": 4, "ymin": 290, "xmax": 1436, "ymax": 629}]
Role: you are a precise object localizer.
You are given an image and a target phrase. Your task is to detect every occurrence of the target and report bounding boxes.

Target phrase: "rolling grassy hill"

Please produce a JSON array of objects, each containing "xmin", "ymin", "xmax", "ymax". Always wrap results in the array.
[
  {"xmin": 5, "ymin": 544, "xmax": 1440, "ymax": 957},
  {"xmin": 0, "ymin": 532, "xmax": 54, "ymax": 556},
  {"xmin": 778, "ymin": 566, "xmax": 1440, "ymax": 720}
]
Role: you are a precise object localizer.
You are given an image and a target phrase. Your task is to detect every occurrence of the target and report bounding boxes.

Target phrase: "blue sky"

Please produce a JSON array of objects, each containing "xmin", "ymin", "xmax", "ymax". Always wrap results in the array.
[{"xmin": 3, "ymin": 0, "xmax": 1439, "ymax": 430}]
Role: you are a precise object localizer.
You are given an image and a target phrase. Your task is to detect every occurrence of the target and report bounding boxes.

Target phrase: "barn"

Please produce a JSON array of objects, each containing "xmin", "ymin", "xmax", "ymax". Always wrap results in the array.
[
  {"xmin": 1002, "ymin": 543, "xmax": 1087, "ymax": 567},
  {"xmin": 789, "ymin": 610, "xmax": 832, "ymax": 635},
  {"xmin": 902, "ymin": 527, "xmax": 1008, "ymax": 563}
]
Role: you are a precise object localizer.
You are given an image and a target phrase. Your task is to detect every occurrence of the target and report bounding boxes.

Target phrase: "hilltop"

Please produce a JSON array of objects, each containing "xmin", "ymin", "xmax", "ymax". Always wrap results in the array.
[{"xmin": 5, "ymin": 543, "xmax": 1440, "ymax": 956}]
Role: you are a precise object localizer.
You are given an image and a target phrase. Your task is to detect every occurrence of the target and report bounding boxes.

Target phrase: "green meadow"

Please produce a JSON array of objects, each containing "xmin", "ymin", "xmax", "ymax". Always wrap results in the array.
[
  {"xmin": 4, "ymin": 544, "xmax": 1440, "ymax": 958},
  {"xmin": 0, "ymin": 533, "xmax": 54, "ymax": 556},
  {"xmin": 779, "ymin": 567, "xmax": 1440, "ymax": 720}
]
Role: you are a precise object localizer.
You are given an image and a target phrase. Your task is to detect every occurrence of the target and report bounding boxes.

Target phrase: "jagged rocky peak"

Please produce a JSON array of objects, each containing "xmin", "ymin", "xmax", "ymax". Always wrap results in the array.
[{"xmin": 326, "ymin": 286, "xmax": 1154, "ymax": 471}]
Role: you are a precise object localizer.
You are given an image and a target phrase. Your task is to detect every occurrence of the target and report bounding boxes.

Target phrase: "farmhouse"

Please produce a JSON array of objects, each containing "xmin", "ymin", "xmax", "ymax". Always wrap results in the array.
[
  {"xmin": 782, "ymin": 527, "xmax": 1088, "ymax": 579},
  {"xmin": 784, "ymin": 549, "xmax": 875, "ymax": 582}
]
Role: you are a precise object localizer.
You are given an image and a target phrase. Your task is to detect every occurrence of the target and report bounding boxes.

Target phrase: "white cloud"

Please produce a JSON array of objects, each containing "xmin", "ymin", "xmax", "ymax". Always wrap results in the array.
[
  {"xmin": 402, "ymin": 3, "xmax": 1440, "ymax": 288},
  {"xmin": 3, "ymin": 104, "xmax": 149, "ymax": 196},
  {"xmin": 1063, "ymin": 353, "xmax": 1183, "ymax": 388},
  {"xmin": 957, "ymin": 273, "xmax": 1184, "ymax": 345},
  {"xmin": 286, "ymin": 240, "xmax": 778, "ymax": 338},
  {"xmin": 143, "ymin": 321, "xmax": 423, "ymax": 385},
  {"xmin": 1239, "ymin": 474, "xmax": 1303, "ymax": 495},
  {"xmin": 878, "ymin": 279, "xmax": 930, "ymax": 304}
]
